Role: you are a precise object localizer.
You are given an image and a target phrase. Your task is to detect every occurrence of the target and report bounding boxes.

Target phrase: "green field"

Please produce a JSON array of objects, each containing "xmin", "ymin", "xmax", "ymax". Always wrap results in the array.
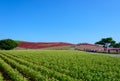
[{"xmin": 0, "ymin": 50, "xmax": 120, "ymax": 81}]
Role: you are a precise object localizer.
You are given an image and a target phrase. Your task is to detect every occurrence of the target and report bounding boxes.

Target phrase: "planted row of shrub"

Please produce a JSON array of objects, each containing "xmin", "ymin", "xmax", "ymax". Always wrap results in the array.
[
  {"xmin": 0, "ymin": 72, "xmax": 3, "ymax": 81},
  {"xmin": 0, "ymin": 57, "xmax": 28, "ymax": 81},
  {"xmin": 1, "ymin": 50, "xmax": 120, "ymax": 81},
  {"xmin": 0, "ymin": 54, "xmax": 48, "ymax": 81},
  {"xmin": 3, "ymin": 53, "xmax": 77, "ymax": 81},
  {"xmin": 8, "ymin": 52, "xmax": 77, "ymax": 79}
]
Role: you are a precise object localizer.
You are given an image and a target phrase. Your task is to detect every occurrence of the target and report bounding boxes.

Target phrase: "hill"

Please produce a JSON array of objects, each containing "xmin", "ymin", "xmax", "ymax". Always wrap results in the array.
[{"xmin": 17, "ymin": 42, "xmax": 74, "ymax": 49}]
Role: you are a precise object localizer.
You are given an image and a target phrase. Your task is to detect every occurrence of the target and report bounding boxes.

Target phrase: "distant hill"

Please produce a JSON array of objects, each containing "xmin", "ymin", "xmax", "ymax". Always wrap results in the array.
[
  {"xmin": 16, "ymin": 41, "xmax": 104, "ymax": 51},
  {"xmin": 17, "ymin": 42, "xmax": 74, "ymax": 49}
]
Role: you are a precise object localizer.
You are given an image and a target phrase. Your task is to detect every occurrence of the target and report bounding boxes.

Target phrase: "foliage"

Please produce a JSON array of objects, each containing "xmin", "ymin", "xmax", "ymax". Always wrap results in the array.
[
  {"xmin": 113, "ymin": 42, "xmax": 120, "ymax": 48},
  {"xmin": 0, "ymin": 50, "xmax": 120, "ymax": 81},
  {"xmin": 18, "ymin": 42, "xmax": 73, "ymax": 49},
  {"xmin": 0, "ymin": 39, "xmax": 18, "ymax": 50},
  {"xmin": 95, "ymin": 37, "xmax": 120, "ymax": 48},
  {"xmin": 0, "ymin": 57, "xmax": 28, "ymax": 81},
  {"xmin": 0, "ymin": 73, "xmax": 3, "ymax": 81},
  {"xmin": 95, "ymin": 37, "xmax": 116, "ymax": 48}
]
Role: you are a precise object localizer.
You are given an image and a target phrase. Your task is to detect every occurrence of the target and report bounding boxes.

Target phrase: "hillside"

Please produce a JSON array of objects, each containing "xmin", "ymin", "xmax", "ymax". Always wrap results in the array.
[
  {"xmin": 16, "ymin": 42, "xmax": 106, "ymax": 52},
  {"xmin": 17, "ymin": 42, "xmax": 104, "ymax": 51},
  {"xmin": 17, "ymin": 42, "xmax": 74, "ymax": 49}
]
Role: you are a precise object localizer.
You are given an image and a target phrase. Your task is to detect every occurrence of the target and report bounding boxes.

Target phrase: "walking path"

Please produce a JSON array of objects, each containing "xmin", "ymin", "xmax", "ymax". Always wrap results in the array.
[{"xmin": 89, "ymin": 52, "xmax": 120, "ymax": 57}]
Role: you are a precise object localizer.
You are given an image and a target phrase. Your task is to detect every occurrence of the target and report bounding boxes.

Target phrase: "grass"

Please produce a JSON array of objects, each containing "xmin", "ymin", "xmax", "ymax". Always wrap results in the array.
[
  {"xmin": 14, "ymin": 40, "xmax": 25, "ymax": 44},
  {"xmin": 0, "ymin": 50, "xmax": 120, "ymax": 81}
]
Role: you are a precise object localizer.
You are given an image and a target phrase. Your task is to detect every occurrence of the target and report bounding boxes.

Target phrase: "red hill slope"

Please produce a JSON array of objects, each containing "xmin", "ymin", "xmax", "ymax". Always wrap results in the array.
[{"xmin": 18, "ymin": 42, "xmax": 73, "ymax": 49}]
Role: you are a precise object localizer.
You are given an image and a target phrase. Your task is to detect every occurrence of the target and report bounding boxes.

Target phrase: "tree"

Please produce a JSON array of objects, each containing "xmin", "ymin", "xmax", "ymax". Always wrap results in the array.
[
  {"xmin": 113, "ymin": 42, "xmax": 120, "ymax": 48},
  {"xmin": 95, "ymin": 37, "xmax": 116, "ymax": 48},
  {"xmin": 0, "ymin": 39, "xmax": 18, "ymax": 50}
]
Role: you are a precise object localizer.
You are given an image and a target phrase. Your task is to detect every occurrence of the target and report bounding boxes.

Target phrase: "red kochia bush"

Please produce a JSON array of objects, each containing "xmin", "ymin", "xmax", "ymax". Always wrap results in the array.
[{"xmin": 18, "ymin": 42, "xmax": 73, "ymax": 49}]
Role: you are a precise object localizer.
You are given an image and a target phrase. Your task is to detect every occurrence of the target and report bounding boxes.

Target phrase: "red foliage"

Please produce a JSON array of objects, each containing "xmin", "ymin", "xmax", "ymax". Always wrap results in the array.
[{"xmin": 18, "ymin": 42, "xmax": 73, "ymax": 49}]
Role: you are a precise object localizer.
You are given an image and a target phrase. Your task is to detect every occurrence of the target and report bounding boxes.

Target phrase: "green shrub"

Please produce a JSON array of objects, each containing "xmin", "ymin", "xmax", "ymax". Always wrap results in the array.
[{"xmin": 0, "ymin": 39, "xmax": 18, "ymax": 50}]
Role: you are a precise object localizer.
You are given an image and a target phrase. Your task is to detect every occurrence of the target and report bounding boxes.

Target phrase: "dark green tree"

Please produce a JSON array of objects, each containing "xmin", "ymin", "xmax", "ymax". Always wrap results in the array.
[
  {"xmin": 113, "ymin": 42, "xmax": 120, "ymax": 48},
  {"xmin": 0, "ymin": 39, "xmax": 18, "ymax": 50},
  {"xmin": 95, "ymin": 37, "xmax": 116, "ymax": 48}
]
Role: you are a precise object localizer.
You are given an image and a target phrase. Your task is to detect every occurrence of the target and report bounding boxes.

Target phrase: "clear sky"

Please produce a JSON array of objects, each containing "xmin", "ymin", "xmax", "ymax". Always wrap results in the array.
[{"xmin": 0, "ymin": 0, "xmax": 120, "ymax": 44}]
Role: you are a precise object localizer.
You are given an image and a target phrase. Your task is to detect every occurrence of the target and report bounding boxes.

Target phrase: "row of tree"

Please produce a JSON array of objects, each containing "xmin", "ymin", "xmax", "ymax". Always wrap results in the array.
[{"xmin": 95, "ymin": 37, "xmax": 120, "ymax": 48}]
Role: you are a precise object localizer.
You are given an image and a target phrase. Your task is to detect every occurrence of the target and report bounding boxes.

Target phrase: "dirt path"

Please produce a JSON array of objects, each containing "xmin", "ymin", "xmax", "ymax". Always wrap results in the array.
[
  {"xmin": 104, "ymin": 54, "xmax": 120, "ymax": 57},
  {"xmin": 89, "ymin": 52, "xmax": 120, "ymax": 57}
]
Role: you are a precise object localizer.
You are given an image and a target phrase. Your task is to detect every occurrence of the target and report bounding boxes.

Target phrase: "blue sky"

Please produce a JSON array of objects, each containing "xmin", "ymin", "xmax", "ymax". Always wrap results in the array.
[{"xmin": 0, "ymin": 0, "xmax": 120, "ymax": 44}]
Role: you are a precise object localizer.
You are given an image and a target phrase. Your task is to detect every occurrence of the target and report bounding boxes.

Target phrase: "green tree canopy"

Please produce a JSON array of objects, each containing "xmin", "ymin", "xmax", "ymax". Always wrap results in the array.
[
  {"xmin": 95, "ymin": 37, "xmax": 116, "ymax": 48},
  {"xmin": 113, "ymin": 42, "xmax": 120, "ymax": 48},
  {"xmin": 0, "ymin": 39, "xmax": 18, "ymax": 50}
]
